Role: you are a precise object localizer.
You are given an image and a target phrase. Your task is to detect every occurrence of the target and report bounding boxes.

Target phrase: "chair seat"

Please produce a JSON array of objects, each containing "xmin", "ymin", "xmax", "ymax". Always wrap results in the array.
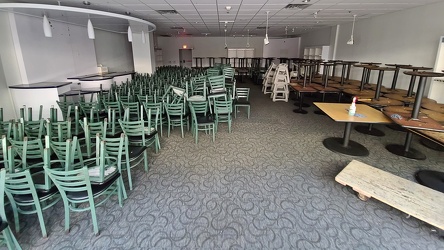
[
  {"xmin": 67, "ymin": 172, "xmax": 120, "ymax": 201},
  {"xmin": 197, "ymin": 115, "xmax": 214, "ymax": 124},
  {"xmin": 122, "ymin": 146, "xmax": 147, "ymax": 161},
  {"xmin": 127, "ymin": 131, "xmax": 157, "ymax": 142},
  {"xmin": 188, "ymin": 95, "xmax": 206, "ymax": 102},
  {"xmin": 88, "ymin": 165, "xmax": 118, "ymax": 184},
  {"xmin": 234, "ymin": 100, "xmax": 250, "ymax": 106},
  {"xmin": 0, "ymin": 220, "xmax": 8, "ymax": 232},
  {"xmin": 13, "ymin": 185, "xmax": 59, "ymax": 204}
]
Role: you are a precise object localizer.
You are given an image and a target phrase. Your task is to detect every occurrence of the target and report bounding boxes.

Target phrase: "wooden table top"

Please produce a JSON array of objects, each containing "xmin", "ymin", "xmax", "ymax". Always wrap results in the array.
[
  {"xmin": 384, "ymin": 111, "xmax": 444, "ymax": 132},
  {"xmin": 410, "ymin": 129, "xmax": 444, "ymax": 146},
  {"xmin": 314, "ymin": 102, "xmax": 392, "ymax": 123}
]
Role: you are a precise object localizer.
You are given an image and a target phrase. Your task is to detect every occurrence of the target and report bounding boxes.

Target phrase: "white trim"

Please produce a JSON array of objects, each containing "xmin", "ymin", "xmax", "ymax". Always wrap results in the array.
[{"xmin": 0, "ymin": 3, "xmax": 156, "ymax": 32}]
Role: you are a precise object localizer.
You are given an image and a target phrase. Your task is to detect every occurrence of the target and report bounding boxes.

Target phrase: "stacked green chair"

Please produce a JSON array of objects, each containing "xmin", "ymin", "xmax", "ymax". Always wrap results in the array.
[
  {"xmin": 189, "ymin": 101, "xmax": 215, "ymax": 144},
  {"xmin": 5, "ymin": 147, "xmax": 60, "ymax": 238},
  {"xmin": 102, "ymin": 133, "xmax": 148, "ymax": 191},
  {"xmin": 142, "ymin": 102, "xmax": 163, "ymax": 137},
  {"xmin": 44, "ymin": 165, "xmax": 125, "ymax": 235},
  {"xmin": 214, "ymin": 99, "xmax": 233, "ymax": 133},
  {"xmin": 0, "ymin": 169, "xmax": 22, "ymax": 250},
  {"xmin": 119, "ymin": 118, "xmax": 161, "ymax": 153},
  {"xmin": 164, "ymin": 103, "xmax": 189, "ymax": 138},
  {"xmin": 234, "ymin": 87, "xmax": 251, "ymax": 119}
]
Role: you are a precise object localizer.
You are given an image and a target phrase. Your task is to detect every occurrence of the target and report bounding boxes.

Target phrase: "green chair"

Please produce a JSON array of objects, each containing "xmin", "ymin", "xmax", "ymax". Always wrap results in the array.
[
  {"xmin": 44, "ymin": 164, "xmax": 125, "ymax": 235},
  {"xmin": 45, "ymin": 119, "xmax": 72, "ymax": 142},
  {"xmin": 20, "ymin": 118, "xmax": 45, "ymax": 140},
  {"xmin": 164, "ymin": 103, "xmax": 189, "ymax": 138},
  {"xmin": 4, "ymin": 164, "xmax": 60, "ymax": 238},
  {"xmin": 234, "ymin": 87, "xmax": 251, "ymax": 119},
  {"xmin": 214, "ymin": 99, "xmax": 233, "ymax": 133},
  {"xmin": 8, "ymin": 137, "xmax": 45, "ymax": 171},
  {"xmin": 121, "ymin": 101, "xmax": 140, "ymax": 121},
  {"xmin": 102, "ymin": 133, "xmax": 148, "ymax": 190},
  {"xmin": 0, "ymin": 169, "xmax": 22, "ymax": 250},
  {"xmin": 45, "ymin": 136, "xmax": 84, "ymax": 171},
  {"xmin": 142, "ymin": 102, "xmax": 163, "ymax": 137},
  {"xmin": 118, "ymin": 119, "xmax": 161, "ymax": 153},
  {"xmin": 189, "ymin": 101, "xmax": 215, "ymax": 144},
  {"xmin": 103, "ymin": 101, "xmax": 123, "ymax": 120}
]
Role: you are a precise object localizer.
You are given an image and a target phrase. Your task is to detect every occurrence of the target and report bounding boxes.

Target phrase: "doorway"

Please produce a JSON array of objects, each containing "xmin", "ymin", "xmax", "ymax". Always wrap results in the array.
[{"xmin": 179, "ymin": 49, "xmax": 193, "ymax": 68}]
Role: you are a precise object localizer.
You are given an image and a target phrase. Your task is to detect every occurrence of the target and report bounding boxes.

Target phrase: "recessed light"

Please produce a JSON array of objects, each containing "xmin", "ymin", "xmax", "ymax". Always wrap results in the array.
[
  {"xmin": 302, "ymin": 0, "xmax": 310, "ymax": 3},
  {"xmin": 83, "ymin": 1, "xmax": 91, "ymax": 5}
]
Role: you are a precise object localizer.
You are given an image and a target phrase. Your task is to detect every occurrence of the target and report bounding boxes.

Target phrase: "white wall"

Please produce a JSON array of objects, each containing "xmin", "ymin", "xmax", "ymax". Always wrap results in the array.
[
  {"xmin": 95, "ymin": 29, "xmax": 134, "ymax": 72},
  {"xmin": 332, "ymin": 1, "xmax": 444, "ymax": 94},
  {"xmin": 263, "ymin": 37, "xmax": 301, "ymax": 62},
  {"xmin": 157, "ymin": 36, "xmax": 265, "ymax": 67},
  {"xmin": 132, "ymin": 32, "xmax": 156, "ymax": 74},
  {"xmin": 14, "ymin": 14, "xmax": 98, "ymax": 83},
  {"xmin": 299, "ymin": 27, "xmax": 332, "ymax": 57},
  {"xmin": 0, "ymin": 12, "xmax": 23, "ymax": 119}
]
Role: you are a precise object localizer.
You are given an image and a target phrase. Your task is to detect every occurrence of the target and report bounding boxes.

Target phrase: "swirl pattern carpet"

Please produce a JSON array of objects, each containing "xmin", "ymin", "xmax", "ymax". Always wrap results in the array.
[{"xmin": 11, "ymin": 81, "xmax": 444, "ymax": 249}]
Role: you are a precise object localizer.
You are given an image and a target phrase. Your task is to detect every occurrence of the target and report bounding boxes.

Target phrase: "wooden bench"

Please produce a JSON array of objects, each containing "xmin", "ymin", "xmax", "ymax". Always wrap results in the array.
[{"xmin": 336, "ymin": 160, "xmax": 444, "ymax": 232}]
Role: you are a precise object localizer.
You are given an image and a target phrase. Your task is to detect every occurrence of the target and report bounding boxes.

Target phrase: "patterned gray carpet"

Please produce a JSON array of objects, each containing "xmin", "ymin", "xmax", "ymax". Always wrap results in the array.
[{"xmin": 10, "ymin": 80, "xmax": 444, "ymax": 249}]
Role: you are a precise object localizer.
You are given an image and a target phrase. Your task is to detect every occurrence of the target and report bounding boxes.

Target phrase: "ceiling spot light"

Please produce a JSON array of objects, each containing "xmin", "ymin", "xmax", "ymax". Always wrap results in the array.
[
  {"xmin": 43, "ymin": 14, "xmax": 52, "ymax": 37},
  {"xmin": 87, "ymin": 19, "xmax": 95, "ymax": 39},
  {"xmin": 347, "ymin": 14, "xmax": 357, "ymax": 45},
  {"xmin": 225, "ymin": 6, "xmax": 231, "ymax": 13},
  {"xmin": 128, "ymin": 26, "xmax": 133, "ymax": 42},
  {"xmin": 302, "ymin": 0, "xmax": 310, "ymax": 2},
  {"xmin": 83, "ymin": 1, "xmax": 91, "ymax": 5}
]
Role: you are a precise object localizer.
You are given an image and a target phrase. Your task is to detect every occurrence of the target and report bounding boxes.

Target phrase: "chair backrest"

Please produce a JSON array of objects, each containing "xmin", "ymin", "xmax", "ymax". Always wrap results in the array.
[
  {"xmin": 235, "ymin": 88, "xmax": 250, "ymax": 101},
  {"xmin": 45, "ymin": 118, "xmax": 72, "ymax": 142},
  {"xmin": 46, "ymin": 135, "xmax": 83, "ymax": 170},
  {"xmin": 206, "ymin": 68, "xmax": 220, "ymax": 77},
  {"xmin": 208, "ymin": 75, "xmax": 226, "ymax": 92},
  {"xmin": 214, "ymin": 100, "xmax": 232, "ymax": 114},
  {"xmin": 103, "ymin": 101, "xmax": 122, "ymax": 119},
  {"xmin": 121, "ymin": 101, "xmax": 140, "ymax": 120},
  {"xmin": 0, "ymin": 169, "xmax": 8, "ymax": 221},
  {"xmin": 21, "ymin": 118, "xmax": 45, "ymax": 139},
  {"xmin": 189, "ymin": 101, "xmax": 209, "ymax": 116},
  {"xmin": 4, "ymin": 169, "xmax": 41, "ymax": 205},
  {"xmin": 165, "ymin": 103, "xmax": 185, "ymax": 117},
  {"xmin": 101, "ymin": 133, "xmax": 125, "ymax": 164},
  {"xmin": 223, "ymin": 67, "xmax": 235, "ymax": 80},
  {"xmin": 44, "ymin": 166, "xmax": 93, "ymax": 203},
  {"xmin": 9, "ymin": 137, "xmax": 44, "ymax": 169},
  {"xmin": 142, "ymin": 102, "xmax": 160, "ymax": 131},
  {"xmin": 118, "ymin": 119, "xmax": 146, "ymax": 142}
]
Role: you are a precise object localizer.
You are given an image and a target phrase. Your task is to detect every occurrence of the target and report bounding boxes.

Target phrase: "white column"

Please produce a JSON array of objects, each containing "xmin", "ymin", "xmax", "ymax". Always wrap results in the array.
[{"xmin": 132, "ymin": 32, "xmax": 156, "ymax": 74}]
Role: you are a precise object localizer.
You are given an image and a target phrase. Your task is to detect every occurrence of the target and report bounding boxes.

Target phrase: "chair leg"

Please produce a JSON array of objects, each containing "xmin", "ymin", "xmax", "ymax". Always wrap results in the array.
[
  {"xmin": 64, "ymin": 200, "xmax": 70, "ymax": 233},
  {"xmin": 143, "ymin": 150, "xmax": 149, "ymax": 172},
  {"xmin": 35, "ymin": 204, "xmax": 48, "ymax": 237},
  {"xmin": 247, "ymin": 106, "xmax": 250, "ymax": 119},
  {"xmin": 125, "ymin": 157, "xmax": 132, "ymax": 191},
  {"xmin": 89, "ymin": 200, "xmax": 99, "ymax": 235},
  {"xmin": 117, "ymin": 179, "xmax": 123, "ymax": 207}
]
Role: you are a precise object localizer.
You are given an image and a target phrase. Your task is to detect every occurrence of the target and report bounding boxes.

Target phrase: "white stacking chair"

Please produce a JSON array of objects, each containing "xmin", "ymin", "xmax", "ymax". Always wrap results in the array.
[
  {"xmin": 270, "ymin": 64, "xmax": 290, "ymax": 102},
  {"xmin": 262, "ymin": 63, "xmax": 276, "ymax": 94}
]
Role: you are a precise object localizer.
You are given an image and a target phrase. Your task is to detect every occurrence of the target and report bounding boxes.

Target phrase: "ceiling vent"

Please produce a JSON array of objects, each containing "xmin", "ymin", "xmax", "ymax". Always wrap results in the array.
[
  {"xmin": 256, "ymin": 26, "xmax": 266, "ymax": 30},
  {"xmin": 284, "ymin": 4, "xmax": 311, "ymax": 9},
  {"xmin": 170, "ymin": 26, "xmax": 184, "ymax": 30},
  {"xmin": 156, "ymin": 10, "xmax": 179, "ymax": 15},
  {"xmin": 160, "ymin": 34, "xmax": 172, "ymax": 37}
]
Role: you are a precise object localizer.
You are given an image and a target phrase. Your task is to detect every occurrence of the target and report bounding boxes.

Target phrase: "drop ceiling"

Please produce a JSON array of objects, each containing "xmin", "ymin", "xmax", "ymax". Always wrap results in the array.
[{"xmin": 1, "ymin": 0, "xmax": 441, "ymax": 37}]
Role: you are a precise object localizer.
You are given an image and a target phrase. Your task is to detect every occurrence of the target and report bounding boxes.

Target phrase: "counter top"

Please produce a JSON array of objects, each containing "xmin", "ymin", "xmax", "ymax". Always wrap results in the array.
[
  {"xmin": 9, "ymin": 82, "xmax": 72, "ymax": 89},
  {"xmin": 68, "ymin": 72, "xmax": 135, "ymax": 81}
]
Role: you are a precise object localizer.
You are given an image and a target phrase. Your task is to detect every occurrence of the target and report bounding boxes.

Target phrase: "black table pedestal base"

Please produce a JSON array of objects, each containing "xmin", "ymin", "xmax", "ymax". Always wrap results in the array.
[
  {"xmin": 420, "ymin": 138, "xmax": 444, "ymax": 152},
  {"xmin": 294, "ymin": 102, "xmax": 310, "ymax": 108},
  {"xmin": 314, "ymin": 110, "xmax": 327, "ymax": 116},
  {"xmin": 293, "ymin": 109, "xmax": 308, "ymax": 114},
  {"xmin": 386, "ymin": 124, "xmax": 406, "ymax": 132},
  {"xmin": 386, "ymin": 144, "xmax": 426, "ymax": 160},
  {"xmin": 355, "ymin": 125, "xmax": 385, "ymax": 137},
  {"xmin": 415, "ymin": 170, "xmax": 444, "ymax": 193},
  {"xmin": 323, "ymin": 137, "xmax": 369, "ymax": 156}
]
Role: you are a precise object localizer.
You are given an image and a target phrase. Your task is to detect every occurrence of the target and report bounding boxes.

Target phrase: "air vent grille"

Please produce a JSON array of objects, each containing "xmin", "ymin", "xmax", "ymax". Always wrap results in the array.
[
  {"xmin": 156, "ymin": 10, "xmax": 179, "ymax": 15},
  {"xmin": 284, "ymin": 4, "xmax": 311, "ymax": 9},
  {"xmin": 160, "ymin": 34, "xmax": 172, "ymax": 37},
  {"xmin": 256, "ymin": 26, "xmax": 266, "ymax": 30},
  {"xmin": 170, "ymin": 26, "xmax": 184, "ymax": 30}
]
